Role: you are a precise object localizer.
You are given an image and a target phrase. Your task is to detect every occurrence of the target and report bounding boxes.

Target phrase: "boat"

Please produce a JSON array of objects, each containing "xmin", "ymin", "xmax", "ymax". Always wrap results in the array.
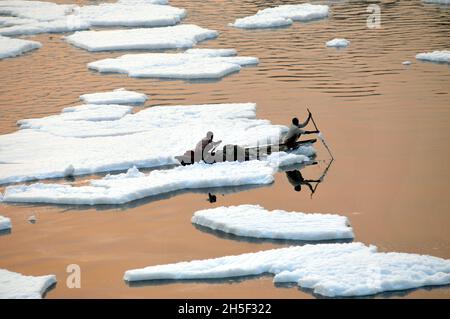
[{"xmin": 175, "ymin": 138, "xmax": 317, "ymax": 166}]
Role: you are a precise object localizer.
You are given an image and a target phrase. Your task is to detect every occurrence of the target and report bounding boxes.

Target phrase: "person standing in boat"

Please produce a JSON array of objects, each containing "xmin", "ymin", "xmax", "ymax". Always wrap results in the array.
[
  {"xmin": 195, "ymin": 131, "xmax": 222, "ymax": 162},
  {"xmin": 282, "ymin": 111, "xmax": 319, "ymax": 148}
]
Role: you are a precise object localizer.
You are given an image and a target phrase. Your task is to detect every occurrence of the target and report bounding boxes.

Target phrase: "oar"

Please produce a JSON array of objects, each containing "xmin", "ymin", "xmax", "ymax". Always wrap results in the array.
[
  {"xmin": 307, "ymin": 108, "xmax": 334, "ymax": 160},
  {"xmin": 310, "ymin": 158, "xmax": 334, "ymax": 197}
]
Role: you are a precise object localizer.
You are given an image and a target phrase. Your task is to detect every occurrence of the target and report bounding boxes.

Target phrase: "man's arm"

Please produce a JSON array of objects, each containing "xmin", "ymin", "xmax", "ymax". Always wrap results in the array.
[
  {"xmin": 303, "ymin": 130, "xmax": 320, "ymax": 134},
  {"xmin": 297, "ymin": 112, "xmax": 312, "ymax": 128}
]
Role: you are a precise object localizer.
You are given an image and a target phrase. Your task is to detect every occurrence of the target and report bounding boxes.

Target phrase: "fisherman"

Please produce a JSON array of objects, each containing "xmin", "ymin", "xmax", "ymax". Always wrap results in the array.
[
  {"xmin": 282, "ymin": 111, "xmax": 319, "ymax": 149},
  {"xmin": 194, "ymin": 131, "xmax": 222, "ymax": 163}
]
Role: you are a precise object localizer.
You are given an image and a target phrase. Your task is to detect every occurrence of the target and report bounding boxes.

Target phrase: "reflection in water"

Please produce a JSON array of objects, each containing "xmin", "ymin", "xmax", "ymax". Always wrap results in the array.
[
  {"xmin": 126, "ymin": 273, "xmax": 273, "ymax": 288},
  {"xmin": 282, "ymin": 159, "xmax": 333, "ymax": 198}
]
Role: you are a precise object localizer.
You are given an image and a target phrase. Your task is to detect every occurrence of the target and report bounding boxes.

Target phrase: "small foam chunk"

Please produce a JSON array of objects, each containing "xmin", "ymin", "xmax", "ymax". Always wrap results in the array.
[
  {"xmin": 326, "ymin": 38, "xmax": 350, "ymax": 48},
  {"xmin": 79, "ymin": 88, "xmax": 148, "ymax": 105},
  {"xmin": 0, "ymin": 215, "xmax": 11, "ymax": 231}
]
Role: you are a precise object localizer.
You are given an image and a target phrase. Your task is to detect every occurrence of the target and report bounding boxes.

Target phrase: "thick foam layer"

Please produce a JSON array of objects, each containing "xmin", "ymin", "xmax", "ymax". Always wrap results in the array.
[
  {"xmin": 88, "ymin": 48, "xmax": 258, "ymax": 79},
  {"xmin": 123, "ymin": 243, "xmax": 450, "ymax": 297},
  {"xmin": 65, "ymin": 24, "xmax": 218, "ymax": 52},
  {"xmin": 192, "ymin": 205, "xmax": 354, "ymax": 241}
]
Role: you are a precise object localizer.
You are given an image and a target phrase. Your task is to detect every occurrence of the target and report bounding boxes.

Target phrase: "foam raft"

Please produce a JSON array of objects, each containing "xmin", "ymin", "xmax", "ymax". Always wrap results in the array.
[
  {"xmin": 192, "ymin": 205, "xmax": 354, "ymax": 241},
  {"xmin": 415, "ymin": 50, "xmax": 450, "ymax": 64},
  {"xmin": 65, "ymin": 24, "xmax": 218, "ymax": 52},
  {"xmin": 0, "ymin": 35, "xmax": 41, "ymax": 59},
  {"xmin": 230, "ymin": 4, "xmax": 329, "ymax": 29},
  {"xmin": 79, "ymin": 88, "xmax": 148, "ymax": 105},
  {"xmin": 0, "ymin": 0, "xmax": 186, "ymax": 37},
  {"xmin": 0, "ymin": 269, "xmax": 56, "ymax": 299},
  {"xmin": 123, "ymin": 243, "xmax": 450, "ymax": 297},
  {"xmin": 87, "ymin": 48, "xmax": 259, "ymax": 79}
]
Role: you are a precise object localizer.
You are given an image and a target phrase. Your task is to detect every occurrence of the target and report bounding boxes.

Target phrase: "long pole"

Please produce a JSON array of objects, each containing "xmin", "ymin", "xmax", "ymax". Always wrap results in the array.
[{"xmin": 307, "ymin": 108, "xmax": 334, "ymax": 160}]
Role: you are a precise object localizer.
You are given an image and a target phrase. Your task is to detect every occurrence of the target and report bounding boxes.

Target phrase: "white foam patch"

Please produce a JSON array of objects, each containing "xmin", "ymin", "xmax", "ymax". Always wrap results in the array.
[
  {"xmin": 0, "ymin": 103, "xmax": 292, "ymax": 184},
  {"xmin": 65, "ymin": 24, "xmax": 218, "ymax": 52},
  {"xmin": 415, "ymin": 50, "xmax": 450, "ymax": 63},
  {"xmin": 0, "ymin": 1, "xmax": 76, "ymax": 22},
  {"xmin": 88, "ymin": 48, "xmax": 258, "ymax": 79},
  {"xmin": 1, "ymin": 161, "xmax": 276, "ymax": 205},
  {"xmin": 0, "ymin": 269, "xmax": 56, "ymax": 299},
  {"xmin": 0, "ymin": 215, "xmax": 11, "ymax": 231},
  {"xmin": 0, "ymin": 1, "xmax": 185, "ymax": 36},
  {"xmin": 326, "ymin": 38, "xmax": 350, "ymax": 48},
  {"xmin": 123, "ymin": 243, "xmax": 450, "ymax": 297},
  {"xmin": 0, "ymin": 17, "xmax": 90, "ymax": 36},
  {"xmin": 230, "ymin": 4, "xmax": 329, "ymax": 29},
  {"xmin": 73, "ymin": 2, "xmax": 186, "ymax": 28},
  {"xmin": 17, "ymin": 104, "xmax": 134, "ymax": 134},
  {"xmin": 79, "ymin": 88, "xmax": 148, "ymax": 105},
  {"xmin": 0, "ymin": 35, "xmax": 41, "ymax": 59},
  {"xmin": 192, "ymin": 205, "xmax": 354, "ymax": 241}
]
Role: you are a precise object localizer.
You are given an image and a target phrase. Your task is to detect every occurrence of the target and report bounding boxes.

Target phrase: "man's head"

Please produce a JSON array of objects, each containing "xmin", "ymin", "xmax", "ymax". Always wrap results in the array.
[
  {"xmin": 206, "ymin": 131, "xmax": 214, "ymax": 141},
  {"xmin": 292, "ymin": 117, "xmax": 299, "ymax": 126},
  {"xmin": 294, "ymin": 185, "xmax": 301, "ymax": 192}
]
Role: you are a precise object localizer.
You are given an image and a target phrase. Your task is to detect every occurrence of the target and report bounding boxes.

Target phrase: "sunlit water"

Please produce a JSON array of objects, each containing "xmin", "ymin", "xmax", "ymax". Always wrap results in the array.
[{"xmin": 0, "ymin": 0, "xmax": 450, "ymax": 298}]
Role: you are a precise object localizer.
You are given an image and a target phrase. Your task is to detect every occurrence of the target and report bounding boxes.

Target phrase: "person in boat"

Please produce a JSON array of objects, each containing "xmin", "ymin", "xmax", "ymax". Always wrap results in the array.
[
  {"xmin": 282, "ymin": 111, "xmax": 319, "ymax": 149},
  {"xmin": 286, "ymin": 169, "xmax": 321, "ymax": 195},
  {"xmin": 195, "ymin": 131, "xmax": 222, "ymax": 162}
]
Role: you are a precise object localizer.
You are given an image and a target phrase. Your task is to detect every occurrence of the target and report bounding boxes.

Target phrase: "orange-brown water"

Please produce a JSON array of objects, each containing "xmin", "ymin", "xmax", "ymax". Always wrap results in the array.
[{"xmin": 0, "ymin": 0, "xmax": 450, "ymax": 298}]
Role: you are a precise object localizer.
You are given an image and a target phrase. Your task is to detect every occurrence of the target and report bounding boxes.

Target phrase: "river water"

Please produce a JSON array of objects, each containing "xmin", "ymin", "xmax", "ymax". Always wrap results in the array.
[{"xmin": 0, "ymin": 0, "xmax": 449, "ymax": 298}]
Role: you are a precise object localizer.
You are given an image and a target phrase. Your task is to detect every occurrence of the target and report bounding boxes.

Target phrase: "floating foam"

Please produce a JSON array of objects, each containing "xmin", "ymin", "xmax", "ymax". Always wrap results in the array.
[
  {"xmin": 0, "ymin": 35, "xmax": 41, "ymax": 59},
  {"xmin": 79, "ymin": 88, "xmax": 148, "ymax": 105},
  {"xmin": 0, "ymin": 269, "xmax": 56, "ymax": 299},
  {"xmin": 88, "ymin": 48, "xmax": 258, "ymax": 79},
  {"xmin": 192, "ymin": 204, "xmax": 354, "ymax": 241},
  {"xmin": 230, "ymin": 4, "xmax": 329, "ymax": 29},
  {"xmin": 65, "ymin": 24, "xmax": 218, "ymax": 52},
  {"xmin": 123, "ymin": 243, "xmax": 450, "ymax": 297},
  {"xmin": 415, "ymin": 50, "xmax": 450, "ymax": 63},
  {"xmin": 1, "ymin": 161, "xmax": 276, "ymax": 205},
  {"xmin": 0, "ymin": 215, "xmax": 11, "ymax": 231},
  {"xmin": 326, "ymin": 38, "xmax": 350, "ymax": 48},
  {"xmin": 0, "ymin": 0, "xmax": 186, "ymax": 36}
]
